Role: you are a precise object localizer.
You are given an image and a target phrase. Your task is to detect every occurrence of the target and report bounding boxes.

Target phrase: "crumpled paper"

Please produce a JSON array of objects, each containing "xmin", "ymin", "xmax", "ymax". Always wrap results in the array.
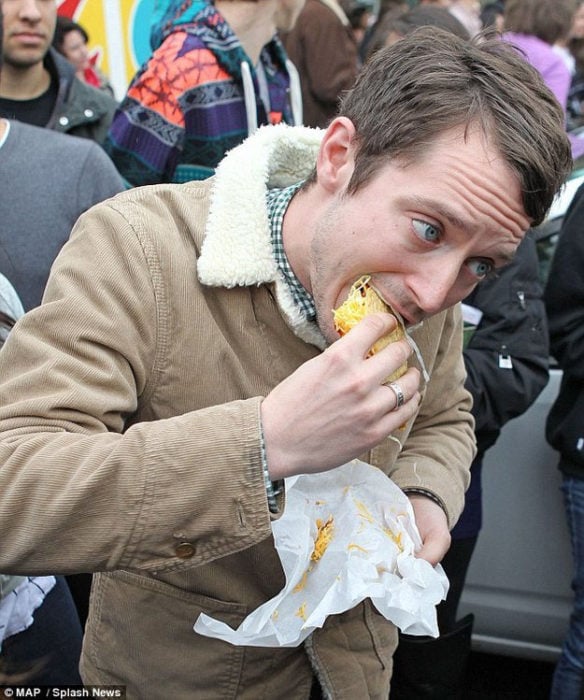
[{"xmin": 194, "ymin": 459, "xmax": 449, "ymax": 647}]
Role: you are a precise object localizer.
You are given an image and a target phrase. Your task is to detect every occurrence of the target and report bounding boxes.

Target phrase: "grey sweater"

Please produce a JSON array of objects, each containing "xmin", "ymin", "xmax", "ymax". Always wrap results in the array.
[{"xmin": 0, "ymin": 120, "xmax": 124, "ymax": 310}]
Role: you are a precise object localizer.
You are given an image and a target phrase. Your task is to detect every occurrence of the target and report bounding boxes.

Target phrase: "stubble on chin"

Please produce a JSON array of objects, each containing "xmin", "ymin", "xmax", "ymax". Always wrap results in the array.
[
  {"xmin": 3, "ymin": 51, "xmax": 45, "ymax": 70},
  {"xmin": 309, "ymin": 207, "xmax": 353, "ymax": 345}
]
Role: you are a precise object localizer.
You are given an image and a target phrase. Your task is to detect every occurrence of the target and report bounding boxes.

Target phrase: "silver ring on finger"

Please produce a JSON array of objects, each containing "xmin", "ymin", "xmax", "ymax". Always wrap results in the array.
[{"xmin": 387, "ymin": 381, "xmax": 405, "ymax": 411}]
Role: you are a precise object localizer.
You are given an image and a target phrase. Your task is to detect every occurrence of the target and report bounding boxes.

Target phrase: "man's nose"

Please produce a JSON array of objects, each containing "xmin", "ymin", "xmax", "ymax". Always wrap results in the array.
[
  {"xmin": 19, "ymin": 0, "xmax": 42, "ymax": 20},
  {"xmin": 407, "ymin": 259, "xmax": 470, "ymax": 316}
]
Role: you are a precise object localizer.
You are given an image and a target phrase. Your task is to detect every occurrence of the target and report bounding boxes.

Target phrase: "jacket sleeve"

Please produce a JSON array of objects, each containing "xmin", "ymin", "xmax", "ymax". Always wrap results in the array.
[
  {"xmin": 545, "ymin": 183, "xmax": 584, "ymax": 378},
  {"xmin": 0, "ymin": 199, "xmax": 272, "ymax": 575},
  {"xmin": 104, "ymin": 33, "xmax": 189, "ymax": 187},
  {"xmin": 463, "ymin": 235, "xmax": 549, "ymax": 452},
  {"xmin": 390, "ymin": 304, "xmax": 475, "ymax": 528}
]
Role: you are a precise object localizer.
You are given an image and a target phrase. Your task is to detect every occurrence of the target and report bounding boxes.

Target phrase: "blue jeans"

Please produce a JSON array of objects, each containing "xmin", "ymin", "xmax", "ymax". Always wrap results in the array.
[
  {"xmin": 0, "ymin": 575, "xmax": 83, "ymax": 685},
  {"xmin": 551, "ymin": 476, "xmax": 584, "ymax": 700}
]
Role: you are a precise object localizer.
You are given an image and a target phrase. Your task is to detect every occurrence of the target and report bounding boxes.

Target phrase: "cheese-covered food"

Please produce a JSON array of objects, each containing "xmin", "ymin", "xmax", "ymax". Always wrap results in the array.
[{"xmin": 333, "ymin": 276, "xmax": 407, "ymax": 383}]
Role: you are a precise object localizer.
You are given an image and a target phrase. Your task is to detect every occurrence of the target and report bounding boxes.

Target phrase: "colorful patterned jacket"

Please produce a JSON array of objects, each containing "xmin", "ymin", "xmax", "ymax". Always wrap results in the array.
[{"xmin": 104, "ymin": 3, "xmax": 302, "ymax": 186}]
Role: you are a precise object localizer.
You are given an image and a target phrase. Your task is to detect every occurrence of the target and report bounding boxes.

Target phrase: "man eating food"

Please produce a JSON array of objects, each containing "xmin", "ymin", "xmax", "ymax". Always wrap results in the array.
[{"xmin": 0, "ymin": 27, "xmax": 571, "ymax": 699}]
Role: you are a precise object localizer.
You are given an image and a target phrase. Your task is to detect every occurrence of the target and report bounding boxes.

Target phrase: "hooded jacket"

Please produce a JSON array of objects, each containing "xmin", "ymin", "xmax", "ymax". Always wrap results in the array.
[
  {"xmin": 545, "ymin": 183, "xmax": 584, "ymax": 477},
  {"xmin": 105, "ymin": 2, "xmax": 302, "ymax": 187},
  {"xmin": 0, "ymin": 125, "xmax": 473, "ymax": 698}
]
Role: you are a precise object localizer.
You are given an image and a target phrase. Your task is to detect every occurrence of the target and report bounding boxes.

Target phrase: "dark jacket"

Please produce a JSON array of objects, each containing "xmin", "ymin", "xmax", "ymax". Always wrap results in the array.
[
  {"xmin": 545, "ymin": 183, "xmax": 584, "ymax": 477},
  {"xmin": 453, "ymin": 235, "xmax": 550, "ymax": 538},
  {"xmin": 46, "ymin": 49, "xmax": 118, "ymax": 145}
]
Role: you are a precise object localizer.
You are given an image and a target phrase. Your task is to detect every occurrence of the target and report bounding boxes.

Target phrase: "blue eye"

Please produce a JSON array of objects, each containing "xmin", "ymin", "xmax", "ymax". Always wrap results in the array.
[
  {"xmin": 412, "ymin": 219, "xmax": 441, "ymax": 243},
  {"xmin": 467, "ymin": 259, "xmax": 493, "ymax": 279}
]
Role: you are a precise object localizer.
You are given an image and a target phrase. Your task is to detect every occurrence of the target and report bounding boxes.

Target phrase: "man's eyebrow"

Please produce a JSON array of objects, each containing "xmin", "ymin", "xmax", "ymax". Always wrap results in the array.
[
  {"xmin": 409, "ymin": 195, "xmax": 520, "ymax": 265},
  {"xmin": 409, "ymin": 195, "xmax": 470, "ymax": 231}
]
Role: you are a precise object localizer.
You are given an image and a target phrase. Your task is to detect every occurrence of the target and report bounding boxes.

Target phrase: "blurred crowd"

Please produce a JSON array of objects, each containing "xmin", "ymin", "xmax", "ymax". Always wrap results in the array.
[{"xmin": 0, "ymin": 0, "xmax": 583, "ymax": 698}]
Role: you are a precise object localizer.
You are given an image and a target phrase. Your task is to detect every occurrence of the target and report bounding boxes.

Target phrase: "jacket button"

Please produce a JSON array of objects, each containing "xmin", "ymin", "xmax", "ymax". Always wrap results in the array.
[
  {"xmin": 84, "ymin": 109, "xmax": 94, "ymax": 118},
  {"xmin": 59, "ymin": 116, "xmax": 69, "ymax": 126},
  {"xmin": 175, "ymin": 542, "xmax": 195, "ymax": 559}
]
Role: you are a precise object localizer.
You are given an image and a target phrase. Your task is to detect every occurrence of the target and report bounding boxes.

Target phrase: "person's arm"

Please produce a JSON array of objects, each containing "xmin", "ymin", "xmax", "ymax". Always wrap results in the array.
[
  {"xmin": 103, "ymin": 33, "xmax": 190, "ymax": 187},
  {"xmin": 260, "ymin": 308, "xmax": 466, "ymax": 567},
  {"xmin": 0, "ymin": 189, "xmax": 421, "ymax": 577},
  {"xmin": 390, "ymin": 305, "xmax": 475, "ymax": 564},
  {"xmin": 463, "ymin": 235, "xmax": 549, "ymax": 451},
  {"xmin": 0, "ymin": 198, "xmax": 274, "ymax": 576},
  {"xmin": 389, "ymin": 303, "xmax": 475, "ymax": 520},
  {"xmin": 545, "ymin": 183, "xmax": 584, "ymax": 376}
]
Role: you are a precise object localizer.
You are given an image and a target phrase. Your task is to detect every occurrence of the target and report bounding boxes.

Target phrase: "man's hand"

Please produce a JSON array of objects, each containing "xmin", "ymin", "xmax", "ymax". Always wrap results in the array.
[
  {"xmin": 261, "ymin": 313, "xmax": 421, "ymax": 480},
  {"xmin": 408, "ymin": 494, "xmax": 451, "ymax": 566}
]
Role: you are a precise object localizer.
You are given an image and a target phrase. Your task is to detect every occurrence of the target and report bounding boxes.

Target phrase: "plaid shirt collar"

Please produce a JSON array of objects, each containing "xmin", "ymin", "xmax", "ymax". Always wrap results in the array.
[{"xmin": 266, "ymin": 182, "xmax": 316, "ymax": 322}]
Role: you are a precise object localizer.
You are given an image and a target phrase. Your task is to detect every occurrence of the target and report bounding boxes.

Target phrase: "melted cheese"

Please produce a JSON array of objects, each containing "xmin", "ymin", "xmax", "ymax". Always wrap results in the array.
[
  {"xmin": 333, "ymin": 275, "xmax": 407, "ymax": 381},
  {"xmin": 311, "ymin": 516, "xmax": 334, "ymax": 562}
]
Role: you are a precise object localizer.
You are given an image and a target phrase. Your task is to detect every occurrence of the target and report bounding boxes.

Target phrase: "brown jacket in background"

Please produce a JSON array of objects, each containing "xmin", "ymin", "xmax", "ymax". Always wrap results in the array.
[{"xmin": 282, "ymin": 0, "xmax": 359, "ymax": 128}]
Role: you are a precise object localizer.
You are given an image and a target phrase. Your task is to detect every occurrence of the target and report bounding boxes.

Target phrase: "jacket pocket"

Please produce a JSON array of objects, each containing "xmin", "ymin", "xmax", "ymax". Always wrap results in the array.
[{"xmin": 82, "ymin": 570, "xmax": 247, "ymax": 700}]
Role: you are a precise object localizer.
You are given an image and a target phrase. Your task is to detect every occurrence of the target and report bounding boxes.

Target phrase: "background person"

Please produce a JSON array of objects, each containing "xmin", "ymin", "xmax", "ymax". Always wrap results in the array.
[
  {"xmin": 448, "ymin": 0, "xmax": 482, "ymax": 37},
  {"xmin": 562, "ymin": 1, "xmax": 584, "ymax": 134},
  {"xmin": 0, "ymin": 0, "xmax": 117, "ymax": 144},
  {"xmin": 339, "ymin": 0, "xmax": 376, "ymax": 49},
  {"xmin": 362, "ymin": 3, "xmax": 469, "ymax": 62},
  {"xmin": 0, "ymin": 116, "xmax": 124, "ymax": 311},
  {"xmin": 281, "ymin": 0, "xmax": 359, "ymax": 127},
  {"xmin": 502, "ymin": 0, "xmax": 584, "ymax": 161},
  {"xmin": 357, "ymin": 0, "xmax": 407, "ymax": 64},
  {"xmin": 52, "ymin": 15, "xmax": 114, "ymax": 97},
  {"xmin": 545, "ymin": 182, "xmax": 584, "ymax": 700},
  {"xmin": 480, "ymin": 0, "xmax": 505, "ymax": 32},
  {"xmin": 0, "ymin": 28, "xmax": 571, "ymax": 699},
  {"xmin": 105, "ymin": 0, "xmax": 304, "ymax": 187},
  {"xmin": 391, "ymin": 234, "xmax": 551, "ymax": 698}
]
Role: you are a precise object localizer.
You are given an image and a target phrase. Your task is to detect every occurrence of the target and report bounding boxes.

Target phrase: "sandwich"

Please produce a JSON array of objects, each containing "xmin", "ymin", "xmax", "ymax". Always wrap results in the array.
[{"xmin": 333, "ymin": 275, "xmax": 407, "ymax": 383}]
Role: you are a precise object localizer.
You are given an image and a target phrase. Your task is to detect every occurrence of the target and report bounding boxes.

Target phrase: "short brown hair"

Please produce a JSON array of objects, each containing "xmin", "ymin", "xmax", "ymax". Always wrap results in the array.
[
  {"xmin": 504, "ymin": 0, "xmax": 577, "ymax": 45},
  {"xmin": 338, "ymin": 27, "xmax": 572, "ymax": 226}
]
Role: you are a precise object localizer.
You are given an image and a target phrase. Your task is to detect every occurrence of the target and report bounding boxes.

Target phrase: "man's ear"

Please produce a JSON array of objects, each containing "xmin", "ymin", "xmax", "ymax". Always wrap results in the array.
[{"xmin": 316, "ymin": 117, "xmax": 356, "ymax": 194}]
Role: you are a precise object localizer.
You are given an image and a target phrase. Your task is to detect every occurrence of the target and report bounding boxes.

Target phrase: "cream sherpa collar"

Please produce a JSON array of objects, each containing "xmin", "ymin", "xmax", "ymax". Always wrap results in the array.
[{"xmin": 197, "ymin": 123, "xmax": 328, "ymax": 349}]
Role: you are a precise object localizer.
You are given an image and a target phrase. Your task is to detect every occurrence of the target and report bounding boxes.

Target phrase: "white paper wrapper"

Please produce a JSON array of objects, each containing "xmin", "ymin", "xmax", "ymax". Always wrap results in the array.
[{"xmin": 194, "ymin": 459, "xmax": 449, "ymax": 647}]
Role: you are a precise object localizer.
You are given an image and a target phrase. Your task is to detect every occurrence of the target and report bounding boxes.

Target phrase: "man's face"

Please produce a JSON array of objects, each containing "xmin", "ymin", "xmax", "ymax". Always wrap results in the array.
[
  {"xmin": 302, "ymin": 124, "xmax": 530, "ymax": 343},
  {"xmin": 1, "ymin": 0, "xmax": 56, "ymax": 69},
  {"xmin": 275, "ymin": 0, "xmax": 306, "ymax": 33}
]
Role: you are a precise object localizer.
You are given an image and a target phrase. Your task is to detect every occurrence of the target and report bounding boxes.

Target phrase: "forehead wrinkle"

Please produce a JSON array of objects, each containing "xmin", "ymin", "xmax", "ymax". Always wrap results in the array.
[
  {"xmin": 409, "ymin": 195, "xmax": 470, "ymax": 231},
  {"xmin": 408, "ymin": 193, "xmax": 525, "ymax": 261},
  {"xmin": 449, "ymin": 167, "xmax": 529, "ymax": 234}
]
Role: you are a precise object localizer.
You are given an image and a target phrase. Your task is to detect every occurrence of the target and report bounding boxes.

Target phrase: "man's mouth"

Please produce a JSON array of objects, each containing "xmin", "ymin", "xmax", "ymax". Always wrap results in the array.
[{"xmin": 13, "ymin": 32, "xmax": 45, "ymax": 44}]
